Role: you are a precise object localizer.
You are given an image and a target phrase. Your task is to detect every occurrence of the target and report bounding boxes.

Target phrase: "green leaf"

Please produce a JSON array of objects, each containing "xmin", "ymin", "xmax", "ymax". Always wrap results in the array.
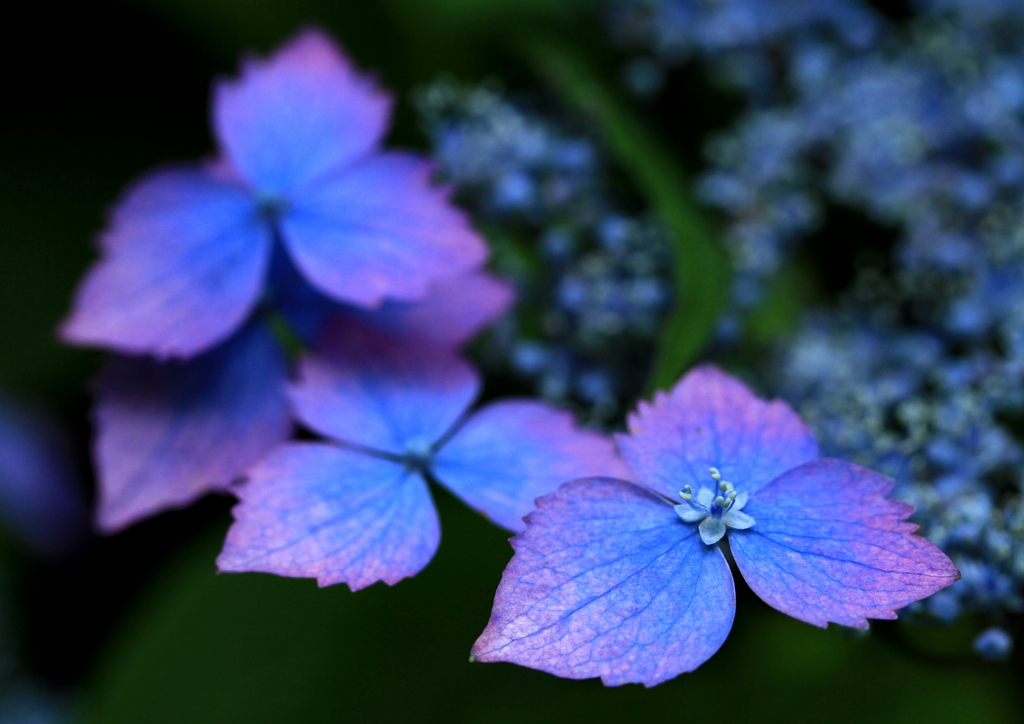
[
  {"xmin": 743, "ymin": 259, "xmax": 819, "ymax": 345},
  {"xmin": 524, "ymin": 39, "xmax": 729, "ymax": 392}
]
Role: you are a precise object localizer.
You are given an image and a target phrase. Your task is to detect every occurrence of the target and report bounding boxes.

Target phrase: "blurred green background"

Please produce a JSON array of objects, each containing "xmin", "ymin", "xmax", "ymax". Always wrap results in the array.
[{"xmin": 0, "ymin": 1, "xmax": 1020, "ymax": 722}]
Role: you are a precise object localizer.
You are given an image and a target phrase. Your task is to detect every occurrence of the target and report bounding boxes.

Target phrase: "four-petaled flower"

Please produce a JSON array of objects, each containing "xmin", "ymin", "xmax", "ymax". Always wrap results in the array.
[
  {"xmin": 216, "ymin": 315, "xmax": 631, "ymax": 589},
  {"xmin": 472, "ymin": 365, "xmax": 961, "ymax": 686},
  {"xmin": 61, "ymin": 27, "xmax": 486, "ymax": 359}
]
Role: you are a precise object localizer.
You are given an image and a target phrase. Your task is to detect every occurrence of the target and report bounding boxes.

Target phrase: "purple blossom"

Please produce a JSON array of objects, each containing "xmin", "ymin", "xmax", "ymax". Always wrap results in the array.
[
  {"xmin": 216, "ymin": 316, "xmax": 629, "ymax": 590},
  {"xmin": 472, "ymin": 366, "xmax": 960, "ymax": 686},
  {"xmin": 57, "ymin": 28, "xmax": 507, "ymax": 533},
  {"xmin": 61, "ymin": 28, "xmax": 487, "ymax": 360},
  {"xmin": 92, "ymin": 268, "xmax": 513, "ymax": 532}
]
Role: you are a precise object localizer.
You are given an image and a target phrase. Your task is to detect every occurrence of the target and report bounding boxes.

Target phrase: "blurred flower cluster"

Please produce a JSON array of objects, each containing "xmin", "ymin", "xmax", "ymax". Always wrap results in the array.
[
  {"xmin": 416, "ymin": 80, "xmax": 674, "ymax": 424},
  {"xmin": 612, "ymin": 0, "xmax": 1024, "ymax": 656},
  {"xmin": 0, "ymin": 395, "xmax": 81, "ymax": 722},
  {"xmin": 608, "ymin": 0, "xmax": 879, "ymax": 101}
]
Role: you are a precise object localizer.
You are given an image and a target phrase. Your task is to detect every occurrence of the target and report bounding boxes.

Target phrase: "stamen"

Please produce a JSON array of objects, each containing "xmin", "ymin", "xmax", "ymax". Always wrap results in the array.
[{"xmin": 677, "ymin": 466, "xmax": 756, "ymax": 542}]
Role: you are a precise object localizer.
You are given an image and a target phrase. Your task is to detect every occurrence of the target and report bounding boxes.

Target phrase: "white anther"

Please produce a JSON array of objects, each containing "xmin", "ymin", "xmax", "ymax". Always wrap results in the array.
[{"xmin": 709, "ymin": 467, "xmax": 721, "ymax": 481}]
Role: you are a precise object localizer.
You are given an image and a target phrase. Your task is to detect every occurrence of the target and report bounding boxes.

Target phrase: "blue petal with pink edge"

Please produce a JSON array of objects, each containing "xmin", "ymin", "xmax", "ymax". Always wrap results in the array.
[
  {"xmin": 433, "ymin": 400, "xmax": 631, "ymax": 532},
  {"xmin": 61, "ymin": 166, "xmax": 271, "ymax": 359},
  {"xmin": 616, "ymin": 365, "xmax": 819, "ymax": 499},
  {"xmin": 213, "ymin": 27, "xmax": 392, "ymax": 196},
  {"xmin": 472, "ymin": 477, "xmax": 735, "ymax": 687},
  {"xmin": 288, "ymin": 315, "xmax": 480, "ymax": 456},
  {"xmin": 217, "ymin": 442, "xmax": 439, "ymax": 590},
  {"xmin": 341, "ymin": 271, "xmax": 514, "ymax": 348},
  {"xmin": 731, "ymin": 458, "xmax": 962, "ymax": 629},
  {"xmin": 279, "ymin": 152, "xmax": 488, "ymax": 308},
  {"xmin": 93, "ymin": 321, "xmax": 291, "ymax": 532}
]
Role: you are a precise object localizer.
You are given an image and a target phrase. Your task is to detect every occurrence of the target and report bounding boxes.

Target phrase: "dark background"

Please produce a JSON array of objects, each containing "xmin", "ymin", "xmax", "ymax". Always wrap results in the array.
[{"xmin": 0, "ymin": 1, "xmax": 1019, "ymax": 722}]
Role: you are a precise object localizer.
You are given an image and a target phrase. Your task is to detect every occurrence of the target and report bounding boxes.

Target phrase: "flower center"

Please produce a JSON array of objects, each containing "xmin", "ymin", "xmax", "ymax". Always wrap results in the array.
[
  {"xmin": 402, "ymin": 436, "xmax": 435, "ymax": 473},
  {"xmin": 674, "ymin": 467, "xmax": 755, "ymax": 545},
  {"xmin": 255, "ymin": 192, "xmax": 289, "ymax": 222}
]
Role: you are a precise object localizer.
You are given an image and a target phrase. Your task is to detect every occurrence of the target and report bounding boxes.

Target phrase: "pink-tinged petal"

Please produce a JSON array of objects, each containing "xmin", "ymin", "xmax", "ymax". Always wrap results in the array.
[
  {"xmin": 213, "ymin": 28, "xmax": 392, "ymax": 195},
  {"xmin": 94, "ymin": 322, "xmax": 291, "ymax": 533},
  {"xmin": 617, "ymin": 365, "xmax": 819, "ymax": 498},
  {"xmin": 61, "ymin": 166, "xmax": 271, "ymax": 358},
  {"xmin": 270, "ymin": 257, "xmax": 514, "ymax": 349},
  {"xmin": 289, "ymin": 315, "xmax": 480, "ymax": 455},
  {"xmin": 730, "ymin": 458, "xmax": 961, "ymax": 629},
  {"xmin": 280, "ymin": 152, "xmax": 488, "ymax": 308},
  {"xmin": 472, "ymin": 478, "xmax": 735, "ymax": 687},
  {"xmin": 433, "ymin": 400, "xmax": 632, "ymax": 532},
  {"xmin": 347, "ymin": 271, "xmax": 515, "ymax": 347},
  {"xmin": 217, "ymin": 443, "xmax": 439, "ymax": 590}
]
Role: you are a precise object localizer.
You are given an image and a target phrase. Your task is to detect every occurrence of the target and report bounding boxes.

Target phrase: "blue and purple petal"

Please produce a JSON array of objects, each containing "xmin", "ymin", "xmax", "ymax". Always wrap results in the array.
[
  {"xmin": 213, "ymin": 27, "xmax": 392, "ymax": 197},
  {"xmin": 272, "ymin": 259, "xmax": 514, "ymax": 349},
  {"xmin": 433, "ymin": 400, "xmax": 631, "ymax": 532},
  {"xmin": 617, "ymin": 364, "xmax": 819, "ymax": 498},
  {"xmin": 279, "ymin": 152, "xmax": 488, "ymax": 308},
  {"xmin": 61, "ymin": 167, "xmax": 270, "ymax": 358},
  {"xmin": 472, "ymin": 478, "xmax": 735, "ymax": 686},
  {"xmin": 289, "ymin": 315, "xmax": 479, "ymax": 455},
  {"xmin": 218, "ymin": 443, "xmax": 438, "ymax": 590},
  {"xmin": 345, "ymin": 270, "xmax": 514, "ymax": 347},
  {"xmin": 730, "ymin": 458, "xmax": 962, "ymax": 629},
  {"xmin": 93, "ymin": 321, "xmax": 291, "ymax": 532}
]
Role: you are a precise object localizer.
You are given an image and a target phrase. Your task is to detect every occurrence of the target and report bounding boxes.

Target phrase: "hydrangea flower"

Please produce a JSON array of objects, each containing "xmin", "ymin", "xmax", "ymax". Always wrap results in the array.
[
  {"xmin": 216, "ymin": 315, "xmax": 630, "ymax": 590},
  {"xmin": 61, "ymin": 27, "xmax": 486, "ymax": 359},
  {"xmin": 93, "ymin": 266, "xmax": 512, "ymax": 532},
  {"xmin": 58, "ymin": 28, "xmax": 503, "ymax": 532},
  {"xmin": 472, "ymin": 366, "xmax": 959, "ymax": 686}
]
